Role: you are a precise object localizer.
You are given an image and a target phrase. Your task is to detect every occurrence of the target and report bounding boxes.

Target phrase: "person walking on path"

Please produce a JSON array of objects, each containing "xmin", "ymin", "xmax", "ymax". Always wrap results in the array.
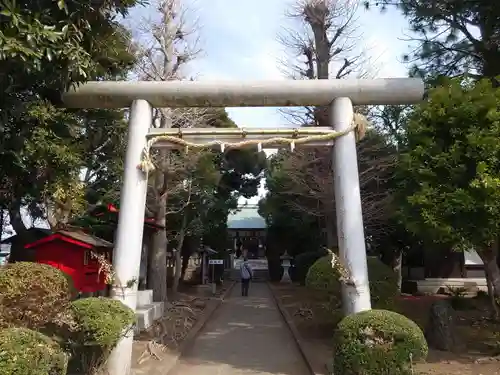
[{"xmin": 239, "ymin": 256, "xmax": 253, "ymax": 296}]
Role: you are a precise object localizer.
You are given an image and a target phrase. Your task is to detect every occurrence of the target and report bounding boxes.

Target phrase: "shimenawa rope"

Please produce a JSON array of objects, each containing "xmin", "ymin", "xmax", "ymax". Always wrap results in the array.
[{"xmin": 138, "ymin": 112, "xmax": 367, "ymax": 173}]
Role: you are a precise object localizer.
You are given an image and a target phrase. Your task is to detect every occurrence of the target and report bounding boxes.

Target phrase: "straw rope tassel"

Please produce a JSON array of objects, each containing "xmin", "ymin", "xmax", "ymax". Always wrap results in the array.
[{"xmin": 138, "ymin": 112, "xmax": 368, "ymax": 173}]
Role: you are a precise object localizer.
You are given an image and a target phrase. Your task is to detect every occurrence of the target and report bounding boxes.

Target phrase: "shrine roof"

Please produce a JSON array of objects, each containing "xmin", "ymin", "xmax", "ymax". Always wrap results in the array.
[
  {"xmin": 25, "ymin": 230, "xmax": 113, "ymax": 250},
  {"xmin": 227, "ymin": 206, "xmax": 266, "ymax": 230}
]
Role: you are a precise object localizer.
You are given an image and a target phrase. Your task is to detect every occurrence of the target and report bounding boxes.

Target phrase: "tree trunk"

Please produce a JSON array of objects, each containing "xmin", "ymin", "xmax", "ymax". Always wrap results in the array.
[
  {"xmin": 181, "ymin": 242, "xmax": 191, "ymax": 281},
  {"xmin": 147, "ymin": 111, "xmax": 172, "ymax": 303},
  {"xmin": 325, "ymin": 214, "xmax": 337, "ymax": 249},
  {"xmin": 484, "ymin": 267, "xmax": 499, "ymax": 319},
  {"xmin": 7, "ymin": 202, "xmax": 30, "ymax": 263},
  {"xmin": 0, "ymin": 206, "xmax": 4, "ymax": 237},
  {"xmin": 478, "ymin": 244, "xmax": 500, "ymax": 317},
  {"xmin": 147, "ymin": 182, "xmax": 168, "ymax": 303},
  {"xmin": 139, "ymin": 242, "xmax": 148, "ymax": 289},
  {"xmin": 172, "ymin": 215, "xmax": 187, "ymax": 293},
  {"xmin": 310, "ymin": 23, "xmax": 329, "ymax": 80},
  {"xmin": 393, "ymin": 250, "xmax": 403, "ymax": 292},
  {"xmin": 8, "ymin": 202, "xmax": 26, "ymax": 234}
]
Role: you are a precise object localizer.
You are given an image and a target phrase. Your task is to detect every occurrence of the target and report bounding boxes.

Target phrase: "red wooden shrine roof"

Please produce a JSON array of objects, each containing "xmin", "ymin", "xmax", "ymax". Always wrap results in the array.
[
  {"xmin": 95, "ymin": 204, "xmax": 165, "ymax": 230},
  {"xmin": 25, "ymin": 230, "xmax": 113, "ymax": 250}
]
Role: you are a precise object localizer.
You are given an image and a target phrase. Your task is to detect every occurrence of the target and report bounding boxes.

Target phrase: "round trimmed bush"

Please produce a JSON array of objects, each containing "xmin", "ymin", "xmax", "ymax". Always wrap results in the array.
[
  {"xmin": 71, "ymin": 297, "xmax": 135, "ymax": 347},
  {"xmin": 294, "ymin": 249, "xmax": 328, "ymax": 285},
  {"xmin": 0, "ymin": 327, "xmax": 68, "ymax": 375},
  {"xmin": 367, "ymin": 257, "xmax": 400, "ymax": 309},
  {"xmin": 305, "ymin": 255, "xmax": 399, "ymax": 314},
  {"xmin": 0, "ymin": 262, "xmax": 74, "ymax": 329},
  {"xmin": 333, "ymin": 309, "xmax": 428, "ymax": 375}
]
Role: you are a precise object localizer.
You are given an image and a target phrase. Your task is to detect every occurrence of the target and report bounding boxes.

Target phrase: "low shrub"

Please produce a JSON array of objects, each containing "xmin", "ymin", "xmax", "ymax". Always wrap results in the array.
[
  {"xmin": 0, "ymin": 327, "xmax": 68, "ymax": 375},
  {"xmin": 305, "ymin": 255, "xmax": 399, "ymax": 319},
  {"xmin": 333, "ymin": 309, "xmax": 428, "ymax": 375},
  {"xmin": 475, "ymin": 290, "xmax": 489, "ymax": 300},
  {"xmin": 367, "ymin": 257, "xmax": 400, "ymax": 309},
  {"xmin": 294, "ymin": 249, "xmax": 328, "ymax": 285},
  {"xmin": 0, "ymin": 262, "xmax": 74, "ymax": 329},
  {"xmin": 71, "ymin": 297, "xmax": 135, "ymax": 347},
  {"xmin": 446, "ymin": 286, "xmax": 472, "ymax": 310},
  {"xmin": 267, "ymin": 257, "xmax": 283, "ymax": 282},
  {"xmin": 69, "ymin": 297, "xmax": 135, "ymax": 373}
]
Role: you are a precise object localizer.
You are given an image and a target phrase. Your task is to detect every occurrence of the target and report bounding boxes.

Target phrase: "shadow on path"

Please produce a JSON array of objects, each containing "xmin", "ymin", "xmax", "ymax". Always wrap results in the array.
[{"xmin": 167, "ymin": 282, "xmax": 310, "ymax": 375}]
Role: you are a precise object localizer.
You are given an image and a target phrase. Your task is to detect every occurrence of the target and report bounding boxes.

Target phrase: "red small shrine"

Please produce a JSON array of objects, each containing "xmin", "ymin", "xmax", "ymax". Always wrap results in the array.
[
  {"xmin": 25, "ymin": 230, "xmax": 113, "ymax": 293},
  {"xmin": 99, "ymin": 203, "xmax": 164, "ymax": 231}
]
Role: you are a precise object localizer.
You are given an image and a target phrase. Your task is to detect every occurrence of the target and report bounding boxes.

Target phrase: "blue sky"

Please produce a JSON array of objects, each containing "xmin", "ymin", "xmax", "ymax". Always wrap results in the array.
[
  {"xmin": 126, "ymin": 0, "xmax": 414, "ymax": 204},
  {"xmin": 127, "ymin": 0, "xmax": 412, "ymax": 129},
  {"xmin": 1, "ymin": 2, "xmax": 414, "ymax": 239}
]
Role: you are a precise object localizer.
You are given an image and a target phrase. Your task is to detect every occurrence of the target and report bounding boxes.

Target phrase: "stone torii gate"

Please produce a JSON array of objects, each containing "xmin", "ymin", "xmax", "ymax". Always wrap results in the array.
[{"xmin": 63, "ymin": 78, "xmax": 424, "ymax": 375}]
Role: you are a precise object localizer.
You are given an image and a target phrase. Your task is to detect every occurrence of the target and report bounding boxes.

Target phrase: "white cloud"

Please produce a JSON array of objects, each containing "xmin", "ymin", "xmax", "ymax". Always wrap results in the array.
[
  {"xmin": 126, "ymin": 1, "xmax": 413, "ymax": 128},
  {"xmin": 2, "ymin": 2, "xmax": 417, "ymax": 238},
  {"xmin": 124, "ymin": 1, "xmax": 414, "ymax": 206}
]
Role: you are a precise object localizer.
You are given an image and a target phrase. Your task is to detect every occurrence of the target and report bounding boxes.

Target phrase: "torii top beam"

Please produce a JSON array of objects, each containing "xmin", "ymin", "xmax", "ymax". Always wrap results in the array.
[{"xmin": 62, "ymin": 78, "xmax": 424, "ymax": 109}]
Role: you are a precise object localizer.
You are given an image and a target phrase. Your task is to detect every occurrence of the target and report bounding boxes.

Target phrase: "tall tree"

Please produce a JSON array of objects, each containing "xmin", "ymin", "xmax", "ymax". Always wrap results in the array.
[
  {"xmin": 259, "ymin": 156, "xmax": 323, "ymax": 254},
  {"xmin": 0, "ymin": 0, "xmax": 138, "ymax": 254},
  {"xmin": 396, "ymin": 78, "xmax": 500, "ymax": 316},
  {"xmin": 133, "ymin": 0, "xmax": 209, "ymax": 302},
  {"xmin": 134, "ymin": 0, "xmax": 267, "ymax": 298},
  {"xmin": 262, "ymin": 130, "xmax": 397, "ymax": 248},
  {"xmin": 365, "ymin": 0, "xmax": 500, "ymax": 80},
  {"xmin": 279, "ymin": 0, "xmax": 370, "ymax": 126},
  {"xmin": 367, "ymin": 104, "xmax": 414, "ymax": 288},
  {"xmin": 266, "ymin": 0, "xmax": 394, "ymax": 250},
  {"xmin": 163, "ymin": 150, "xmax": 220, "ymax": 291}
]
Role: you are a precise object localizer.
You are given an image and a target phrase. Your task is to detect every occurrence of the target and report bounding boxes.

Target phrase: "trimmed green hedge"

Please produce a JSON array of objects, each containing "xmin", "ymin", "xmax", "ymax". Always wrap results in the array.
[
  {"xmin": 0, "ymin": 327, "xmax": 68, "ymax": 375},
  {"xmin": 294, "ymin": 249, "xmax": 328, "ymax": 285},
  {"xmin": 305, "ymin": 255, "xmax": 399, "ymax": 315},
  {"xmin": 333, "ymin": 309, "xmax": 428, "ymax": 375},
  {"xmin": 0, "ymin": 262, "xmax": 73, "ymax": 329},
  {"xmin": 68, "ymin": 297, "xmax": 136, "ymax": 373},
  {"xmin": 71, "ymin": 297, "xmax": 135, "ymax": 347}
]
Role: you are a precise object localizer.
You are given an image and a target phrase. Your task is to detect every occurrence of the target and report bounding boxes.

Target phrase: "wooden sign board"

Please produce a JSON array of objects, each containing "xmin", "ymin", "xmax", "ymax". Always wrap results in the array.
[{"xmin": 208, "ymin": 259, "xmax": 224, "ymax": 265}]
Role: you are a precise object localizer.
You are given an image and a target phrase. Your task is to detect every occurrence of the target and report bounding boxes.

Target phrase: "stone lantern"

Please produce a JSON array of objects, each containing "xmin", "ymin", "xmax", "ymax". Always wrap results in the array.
[{"xmin": 280, "ymin": 250, "xmax": 293, "ymax": 283}]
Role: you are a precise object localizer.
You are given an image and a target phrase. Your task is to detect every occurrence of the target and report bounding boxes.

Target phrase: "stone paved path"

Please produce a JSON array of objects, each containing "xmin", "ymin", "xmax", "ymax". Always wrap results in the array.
[{"xmin": 167, "ymin": 282, "xmax": 311, "ymax": 375}]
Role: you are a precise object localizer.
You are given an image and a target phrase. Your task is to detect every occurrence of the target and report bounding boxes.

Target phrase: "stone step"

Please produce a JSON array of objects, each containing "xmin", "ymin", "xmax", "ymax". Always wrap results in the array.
[
  {"xmin": 137, "ymin": 289, "xmax": 153, "ymax": 307},
  {"xmin": 134, "ymin": 302, "xmax": 164, "ymax": 334}
]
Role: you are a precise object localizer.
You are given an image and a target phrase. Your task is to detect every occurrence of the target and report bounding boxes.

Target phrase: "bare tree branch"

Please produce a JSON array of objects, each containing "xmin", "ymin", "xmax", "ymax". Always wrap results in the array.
[
  {"xmin": 277, "ymin": 0, "xmax": 375, "ymax": 127},
  {"xmin": 268, "ymin": 0, "xmax": 395, "ymax": 244},
  {"xmin": 131, "ymin": 0, "xmax": 214, "ymax": 302}
]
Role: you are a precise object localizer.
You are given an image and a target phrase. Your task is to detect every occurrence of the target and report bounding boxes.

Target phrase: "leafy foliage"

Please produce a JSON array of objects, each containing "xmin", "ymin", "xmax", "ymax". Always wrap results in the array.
[
  {"xmin": 0, "ymin": 0, "xmax": 137, "ymax": 85},
  {"xmin": 333, "ymin": 309, "xmax": 428, "ymax": 375},
  {"xmin": 70, "ymin": 297, "xmax": 135, "ymax": 347},
  {"xmin": 0, "ymin": 0, "xmax": 138, "ymax": 229},
  {"xmin": 260, "ymin": 128, "xmax": 398, "ymax": 255},
  {"xmin": 293, "ymin": 249, "xmax": 329, "ymax": 285},
  {"xmin": 201, "ymin": 147, "xmax": 267, "ymax": 251},
  {"xmin": 259, "ymin": 150, "xmax": 323, "ymax": 255},
  {"xmin": 306, "ymin": 255, "xmax": 399, "ymax": 321},
  {"xmin": 0, "ymin": 327, "xmax": 68, "ymax": 375},
  {"xmin": 0, "ymin": 262, "xmax": 73, "ymax": 329},
  {"xmin": 366, "ymin": 0, "xmax": 500, "ymax": 79},
  {"xmin": 68, "ymin": 297, "xmax": 134, "ymax": 372},
  {"xmin": 396, "ymin": 78, "xmax": 500, "ymax": 249}
]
